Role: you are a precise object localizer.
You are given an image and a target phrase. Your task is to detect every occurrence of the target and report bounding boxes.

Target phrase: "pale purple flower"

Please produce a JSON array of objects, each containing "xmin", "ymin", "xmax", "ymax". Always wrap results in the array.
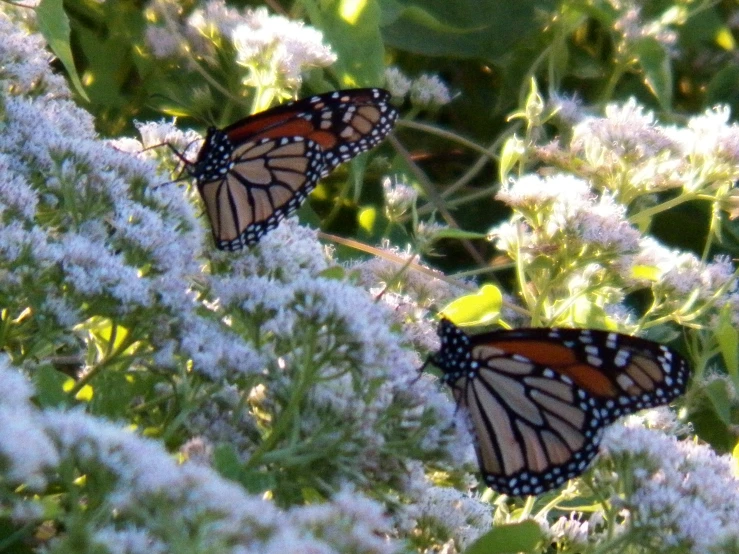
[
  {"xmin": 410, "ymin": 74, "xmax": 453, "ymax": 109},
  {"xmin": 382, "ymin": 176, "xmax": 418, "ymax": 218},
  {"xmin": 0, "ymin": 15, "xmax": 69, "ymax": 97},
  {"xmin": 496, "ymin": 174, "xmax": 594, "ymax": 210},
  {"xmin": 602, "ymin": 422, "xmax": 739, "ymax": 552},
  {"xmin": 614, "ymin": 6, "xmax": 677, "ymax": 50},
  {"xmin": 144, "ymin": 25, "xmax": 183, "ymax": 58},
  {"xmin": 574, "ymin": 195, "xmax": 641, "ymax": 253},
  {"xmin": 384, "ymin": 67, "xmax": 412, "ymax": 99},
  {"xmin": 0, "ymin": 359, "xmax": 59, "ymax": 489},
  {"xmin": 628, "ymin": 238, "xmax": 737, "ymax": 300},
  {"xmin": 573, "ymin": 99, "xmax": 677, "ymax": 161},
  {"xmin": 546, "ymin": 512, "xmax": 591, "ymax": 548},
  {"xmin": 93, "ymin": 526, "xmax": 168, "ymax": 554},
  {"xmin": 408, "ymin": 472, "xmax": 493, "ymax": 550},
  {"xmin": 549, "ymin": 92, "xmax": 586, "ymax": 124},
  {"xmin": 676, "ymin": 106, "xmax": 739, "ymax": 170},
  {"xmin": 497, "ymin": 174, "xmax": 641, "ymax": 254}
]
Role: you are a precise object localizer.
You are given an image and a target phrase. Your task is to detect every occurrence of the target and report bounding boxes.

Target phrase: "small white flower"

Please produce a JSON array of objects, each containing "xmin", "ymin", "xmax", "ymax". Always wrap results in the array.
[
  {"xmin": 410, "ymin": 74, "xmax": 453, "ymax": 109},
  {"xmin": 384, "ymin": 67, "xmax": 412, "ymax": 99}
]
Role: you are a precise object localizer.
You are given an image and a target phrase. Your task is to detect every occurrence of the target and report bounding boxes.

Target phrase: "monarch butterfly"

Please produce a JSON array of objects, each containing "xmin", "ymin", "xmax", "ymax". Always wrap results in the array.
[
  {"xmin": 424, "ymin": 318, "xmax": 690, "ymax": 496},
  {"xmin": 185, "ymin": 88, "xmax": 398, "ymax": 250}
]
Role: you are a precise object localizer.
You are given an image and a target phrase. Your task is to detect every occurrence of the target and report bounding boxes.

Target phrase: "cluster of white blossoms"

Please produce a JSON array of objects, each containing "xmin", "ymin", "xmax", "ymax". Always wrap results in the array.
[{"xmin": 145, "ymin": 0, "xmax": 335, "ymax": 89}]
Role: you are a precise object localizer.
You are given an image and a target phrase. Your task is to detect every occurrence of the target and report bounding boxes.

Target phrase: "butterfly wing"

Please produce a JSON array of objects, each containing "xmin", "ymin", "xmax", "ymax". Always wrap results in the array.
[
  {"xmin": 477, "ymin": 328, "xmax": 691, "ymax": 425},
  {"xmin": 222, "ymin": 88, "xmax": 398, "ymax": 175},
  {"xmin": 431, "ymin": 320, "xmax": 690, "ymax": 496},
  {"xmin": 453, "ymin": 347, "xmax": 604, "ymax": 496},
  {"xmin": 191, "ymin": 88, "xmax": 397, "ymax": 250},
  {"xmin": 196, "ymin": 136, "xmax": 324, "ymax": 250}
]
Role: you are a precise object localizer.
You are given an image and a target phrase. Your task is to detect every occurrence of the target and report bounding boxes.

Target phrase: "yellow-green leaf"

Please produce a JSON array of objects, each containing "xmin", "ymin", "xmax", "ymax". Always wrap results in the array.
[{"xmin": 440, "ymin": 285, "xmax": 503, "ymax": 326}]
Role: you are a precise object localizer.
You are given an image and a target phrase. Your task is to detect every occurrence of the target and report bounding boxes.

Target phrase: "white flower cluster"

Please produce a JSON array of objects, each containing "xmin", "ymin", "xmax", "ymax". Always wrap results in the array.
[
  {"xmin": 231, "ymin": 7, "xmax": 336, "ymax": 82},
  {"xmin": 0, "ymin": 359, "xmax": 398, "ymax": 553},
  {"xmin": 145, "ymin": 0, "xmax": 335, "ymax": 88},
  {"xmin": 603, "ymin": 421, "xmax": 739, "ymax": 552},
  {"xmin": 494, "ymin": 174, "xmax": 642, "ymax": 257},
  {"xmin": 545, "ymin": 98, "xmax": 739, "ymax": 202},
  {"xmin": 385, "ymin": 67, "xmax": 453, "ymax": 109}
]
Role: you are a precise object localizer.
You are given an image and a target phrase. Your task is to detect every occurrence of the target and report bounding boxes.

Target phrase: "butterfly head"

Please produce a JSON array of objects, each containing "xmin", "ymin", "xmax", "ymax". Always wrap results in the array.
[
  {"xmin": 191, "ymin": 128, "xmax": 234, "ymax": 182},
  {"xmin": 431, "ymin": 318, "xmax": 473, "ymax": 383}
]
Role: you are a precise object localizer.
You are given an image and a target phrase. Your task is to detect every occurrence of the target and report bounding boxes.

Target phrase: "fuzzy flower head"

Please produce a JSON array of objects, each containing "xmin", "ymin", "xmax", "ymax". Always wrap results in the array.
[
  {"xmin": 410, "ymin": 74, "xmax": 453, "ymax": 110},
  {"xmin": 626, "ymin": 238, "xmax": 737, "ymax": 303},
  {"xmin": 145, "ymin": 1, "xmax": 335, "ymax": 95},
  {"xmin": 573, "ymin": 98, "xmax": 677, "ymax": 163},
  {"xmin": 384, "ymin": 67, "xmax": 413, "ymax": 99},
  {"xmin": 382, "ymin": 175, "xmax": 418, "ymax": 220},
  {"xmin": 495, "ymin": 174, "xmax": 641, "ymax": 258},
  {"xmin": 613, "ymin": 5, "xmax": 678, "ymax": 53},
  {"xmin": 231, "ymin": 7, "xmax": 336, "ymax": 88},
  {"xmin": 601, "ymin": 421, "xmax": 739, "ymax": 552},
  {"xmin": 669, "ymin": 106, "xmax": 739, "ymax": 181}
]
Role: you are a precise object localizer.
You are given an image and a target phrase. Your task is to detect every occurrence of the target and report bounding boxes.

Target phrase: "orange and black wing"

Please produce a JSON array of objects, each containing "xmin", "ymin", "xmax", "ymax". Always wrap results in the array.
[
  {"xmin": 189, "ymin": 88, "xmax": 398, "ymax": 250},
  {"xmin": 480, "ymin": 327, "xmax": 690, "ymax": 424},
  {"xmin": 222, "ymin": 88, "xmax": 398, "ymax": 175},
  {"xmin": 428, "ymin": 319, "xmax": 690, "ymax": 496}
]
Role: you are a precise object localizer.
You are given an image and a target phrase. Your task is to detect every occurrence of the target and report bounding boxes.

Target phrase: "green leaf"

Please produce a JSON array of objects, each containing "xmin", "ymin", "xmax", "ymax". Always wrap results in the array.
[
  {"xmin": 440, "ymin": 284, "xmax": 503, "ymax": 325},
  {"xmin": 704, "ymin": 379, "xmax": 732, "ymax": 426},
  {"xmin": 318, "ymin": 266, "xmax": 347, "ymax": 280},
  {"xmin": 213, "ymin": 443, "xmax": 243, "ymax": 482},
  {"xmin": 358, "ymin": 206, "xmax": 378, "ymax": 233},
  {"xmin": 304, "ymin": 0, "xmax": 386, "ymax": 86},
  {"xmin": 430, "ymin": 228, "xmax": 488, "ymax": 240},
  {"xmin": 36, "ymin": 0, "xmax": 90, "ymax": 101},
  {"xmin": 380, "ymin": 0, "xmax": 557, "ymax": 61},
  {"xmin": 499, "ymin": 135, "xmax": 525, "ymax": 183},
  {"xmin": 32, "ymin": 364, "xmax": 70, "ymax": 408},
  {"xmin": 716, "ymin": 305, "xmax": 739, "ymax": 379},
  {"xmin": 633, "ymin": 37, "xmax": 673, "ymax": 110},
  {"xmin": 465, "ymin": 520, "xmax": 543, "ymax": 554},
  {"xmin": 213, "ymin": 444, "xmax": 276, "ymax": 493},
  {"xmin": 386, "ymin": 4, "xmax": 486, "ymax": 34}
]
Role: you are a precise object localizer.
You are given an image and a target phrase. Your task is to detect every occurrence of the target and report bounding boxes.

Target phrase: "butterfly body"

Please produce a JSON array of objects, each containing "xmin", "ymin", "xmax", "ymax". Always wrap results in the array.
[
  {"xmin": 428, "ymin": 319, "xmax": 690, "ymax": 496},
  {"xmin": 187, "ymin": 88, "xmax": 398, "ymax": 250}
]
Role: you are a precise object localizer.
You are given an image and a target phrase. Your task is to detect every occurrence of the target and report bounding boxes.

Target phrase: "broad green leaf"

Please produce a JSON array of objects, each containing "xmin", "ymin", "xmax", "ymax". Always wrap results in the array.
[
  {"xmin": 706, "ymin": 65, "xmax": 739, "ymax": 112},
  {"xmin": 465, "ymin": 520, "xmax": 543, "ymax": 554},
  {"xmin": 319, "ymin": 266, "xmax": 347, "ymax": 280},
  {"xmin": 388, "ymin": 5, "xmax": 486, "ymax": 34},
  {"xmin": 33, "ymin": 364, "xmax": 70, "ymax": 408},
  {"xmin": 704, "ymin": 379, "xmax": 732, "ymax": 426},
  {"xmin": 304, "ymin": 0, "xmax": 386, "ymax": 86},
  {"xmin": 37, "ymin": 0, "xmax": 90, "ymax": 101},
  {"xmin": 440, "ymin": 285, "xmax": 503, "ymax": 326},
  {"xmin": 380, "ymin": 0, "xmax": 557, "ymax": 61},
  {"xmin": 213, "ymin": 443, "xmax": 243, "ymax": 482},
  {"xmin": 634, "ymin": 37, "xmax": 673, "ymax": 110}
]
